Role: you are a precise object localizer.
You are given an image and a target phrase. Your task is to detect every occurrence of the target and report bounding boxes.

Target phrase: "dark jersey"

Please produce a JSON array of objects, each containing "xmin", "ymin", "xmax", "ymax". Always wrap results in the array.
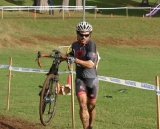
[{"xmin": 70, "ymin": 40, "xmax": 97, "ymax": 78}]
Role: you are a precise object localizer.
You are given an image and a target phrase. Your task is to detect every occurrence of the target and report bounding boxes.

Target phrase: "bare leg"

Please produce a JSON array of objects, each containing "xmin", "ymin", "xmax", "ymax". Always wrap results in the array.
[
  {"xmin": 77, "ymin": 94, "xmax": 89, "ymax": 129},
  {"xmin": 87, "ymin": 100, "xmax": 96, "ymax": 128}
]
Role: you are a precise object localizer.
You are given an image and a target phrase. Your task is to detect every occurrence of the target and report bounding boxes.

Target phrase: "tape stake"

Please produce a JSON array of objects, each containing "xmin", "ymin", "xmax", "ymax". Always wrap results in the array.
[
  {"xmin": 156, "ymin": 76, "xmax": 160, "ymax": 129},
  {"xmin": 6, "ymin": 57, "xmax": 12, "ymax": 110}
]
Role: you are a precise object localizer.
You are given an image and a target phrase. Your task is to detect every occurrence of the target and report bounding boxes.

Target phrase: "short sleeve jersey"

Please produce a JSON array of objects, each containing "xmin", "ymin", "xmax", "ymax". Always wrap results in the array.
[{"xmin": 70, "ymin": 40, "xmax": 97, "ymax": 78}]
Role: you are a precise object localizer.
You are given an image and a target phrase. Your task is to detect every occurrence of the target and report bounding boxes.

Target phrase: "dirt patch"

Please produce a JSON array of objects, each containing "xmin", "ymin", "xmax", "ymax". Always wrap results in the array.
[
  {"xmin": 30, "ymin": 35, "xmax": 160, "ymax": 47},
  {"xmin": 1, "ymin": 42, "xmax": 7, "ymax": 47},
  {"xmin": 1, "ymin": 34, "xmax": 160, "ymax": 48},
  {"xmin": 0, "ymin": 115, "xmax": 41, "ymax": 129},
  {"xmin": 93, "ymin": 37, "xmax": 160, "ymax": 47},
  {"xmin": 19, "ymin": 37, "xmax": 40, "ymax": 46},
  {"xmin": 32, "ymin": 35, "xmax": 75, "ymax": 45}
]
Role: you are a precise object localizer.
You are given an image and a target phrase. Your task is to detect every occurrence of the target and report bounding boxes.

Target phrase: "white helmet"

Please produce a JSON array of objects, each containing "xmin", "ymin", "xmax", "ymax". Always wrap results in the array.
[{"xmin": 76, "ymin": 21, "xmax": 93, "ymax": 32}]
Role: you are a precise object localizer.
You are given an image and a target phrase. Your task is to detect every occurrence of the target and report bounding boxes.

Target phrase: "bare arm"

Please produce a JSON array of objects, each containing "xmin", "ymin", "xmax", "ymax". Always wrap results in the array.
[{"xmin": 75, "ymin": 58, "xmax": 94, "ymax": 69}]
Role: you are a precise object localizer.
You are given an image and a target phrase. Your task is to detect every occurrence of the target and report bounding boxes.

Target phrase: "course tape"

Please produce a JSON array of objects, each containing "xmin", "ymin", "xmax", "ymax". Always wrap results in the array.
[
  {"xmin": 0, "ymin": 64, "xmax": 9, "ymax": 69},
  {"xmin": 0, "ymin": 64, "xmax": 74, "ymax": 74},
  {"xmin": 98, "ymin": 75, "xmax": 156, "ymax": 91},
  {"xmin": 0, "ymin": 64, "xmax": 159, "ymax": 94}
]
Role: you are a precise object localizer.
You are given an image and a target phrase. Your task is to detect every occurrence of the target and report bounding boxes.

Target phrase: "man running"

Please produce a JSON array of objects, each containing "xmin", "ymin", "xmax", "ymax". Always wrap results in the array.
[{"xmin": 67, "ymin": 21, "xmax": 99, "ymax": 129}]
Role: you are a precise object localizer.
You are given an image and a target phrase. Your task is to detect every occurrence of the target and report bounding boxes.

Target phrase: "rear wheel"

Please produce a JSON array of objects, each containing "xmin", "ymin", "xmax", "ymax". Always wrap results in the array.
[{"xmin": 39, "ymin": 74, "xmax": 58, "ymax": 126}]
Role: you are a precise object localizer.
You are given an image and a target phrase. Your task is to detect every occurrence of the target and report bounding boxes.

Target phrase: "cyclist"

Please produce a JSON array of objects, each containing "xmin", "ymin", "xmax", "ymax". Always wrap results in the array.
[{"xmin": 67, "ymin": 21, "xmax": 99, "ymax": 129}]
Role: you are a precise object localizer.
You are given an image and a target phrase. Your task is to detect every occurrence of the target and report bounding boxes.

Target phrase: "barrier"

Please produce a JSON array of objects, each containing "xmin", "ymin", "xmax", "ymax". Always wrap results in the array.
[
  {"xmin": 1, "ymin": 63, "xmax": 157, "ymax": 91},
  {"xmin": 1, "ymin": 58, "xmax": 160, "ymax": 128},
  {"xmin": 0, "ymin": 64, "xmax": 73, "ymax": 74},
  {"xmin": 0, "ymin": 6, "xmax": 96, "ymax": 20},
  {"xmin": 1, "ymin": 6, "xmax": 160, "ymax": 19},
  {"xmin": 98, "ymin": 75, "xmax": 156, "ymax": 91},
  {"xmin": 1, "ymin": 63, "xmax": 160, "ymax": 91},
  {"xmin": 0, "ymin": 63, "xmax": 159, "ymax": 92}
]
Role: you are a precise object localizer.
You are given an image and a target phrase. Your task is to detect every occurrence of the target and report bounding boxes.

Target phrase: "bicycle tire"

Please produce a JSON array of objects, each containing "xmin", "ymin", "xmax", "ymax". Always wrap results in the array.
[{"xmin": 39, "ymin": 74, "xmax": 58, "ymax": 126}]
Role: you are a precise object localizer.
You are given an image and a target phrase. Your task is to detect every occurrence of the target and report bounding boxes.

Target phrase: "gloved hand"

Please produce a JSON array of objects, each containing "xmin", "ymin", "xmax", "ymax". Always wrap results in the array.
[{"xmin": 67, "ymin": 56, "xmax": 76, "ymax": 64}]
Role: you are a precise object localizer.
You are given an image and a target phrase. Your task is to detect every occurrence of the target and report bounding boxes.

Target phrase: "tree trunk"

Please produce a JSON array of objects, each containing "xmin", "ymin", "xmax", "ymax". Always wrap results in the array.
[
  {"xmin": 141, "ymin": 0, "xmax": 149, "ymax": 6},
  {"xmin": 39, "ymin": 0, "xmax": 49, "ymax": 13},
  {"xmin": 60, "ymin": 0, "xmax": 69, "ymax": 12},
  {"xmin": 74, "ymin": 0, "xmax": 82, "ymax": 11},
  {"xmin": 32, "ymin": 0, "xmax": 54, "ymax": 14},
  {"xmin": 32, "ymin": 0, "xmax": 38, "ymax": 6}
]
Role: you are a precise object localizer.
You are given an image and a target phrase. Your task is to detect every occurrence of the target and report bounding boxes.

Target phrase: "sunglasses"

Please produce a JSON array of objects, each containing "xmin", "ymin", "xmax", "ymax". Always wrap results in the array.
[{"xmin": 78, "ymin": 33, "xmax": 90, "ymax": 37}]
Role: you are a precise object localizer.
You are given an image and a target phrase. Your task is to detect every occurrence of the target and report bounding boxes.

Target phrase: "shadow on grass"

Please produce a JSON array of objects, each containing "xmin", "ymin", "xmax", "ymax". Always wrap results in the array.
[{"xmin": 4, "ymin": 0, "xmax": 27, "ymax": 5}]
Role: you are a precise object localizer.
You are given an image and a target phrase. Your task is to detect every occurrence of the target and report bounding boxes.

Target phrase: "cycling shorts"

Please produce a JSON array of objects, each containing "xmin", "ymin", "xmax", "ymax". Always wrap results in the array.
[{"xmin": 75, "ymin": 77, "xmax": 99, "ymax": 101}]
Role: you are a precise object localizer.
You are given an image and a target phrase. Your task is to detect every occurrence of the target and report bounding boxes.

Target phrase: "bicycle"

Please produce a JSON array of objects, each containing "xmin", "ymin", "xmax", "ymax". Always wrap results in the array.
[{"xmin": 36, "ymin": 49, "xmax": 71, "ymax": 126}]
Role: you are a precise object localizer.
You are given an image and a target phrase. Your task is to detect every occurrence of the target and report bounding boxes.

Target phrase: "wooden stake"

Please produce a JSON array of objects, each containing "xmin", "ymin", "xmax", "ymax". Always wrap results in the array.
[
  {"xmin": 34, "ymin": 9, "xmax": 36, "ymax": 20},
  {"xmin": 71, "ymin": 64, "xmax": 75, "ymax": 129},
  {"xmin": 94, "ymin": 5, "xmax": 97, "ymax": 19},
  {"xmin": 6, "ymin": 57, "xmax": 12, "ymax": 110},
  {"xmin": 1, "ymin": 8, "xmax": 3, "ymax": 20},
  {"xmin": 62, "ymin": 8, "xmax": 64, "ymax": 20},
  {"xmin": 28, "ymin": 7, "xmax": 29, "ymax": 17},
  {"xmin": 156, "ymin": 76, "xmax": 160, "ymax": 129}
]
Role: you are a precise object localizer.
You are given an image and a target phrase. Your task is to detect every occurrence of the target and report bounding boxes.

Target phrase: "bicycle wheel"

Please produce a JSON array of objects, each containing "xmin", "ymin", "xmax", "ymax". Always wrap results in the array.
[{"xmin": 39, "ymin": 74, "xmax": 58, "ymax": 126}]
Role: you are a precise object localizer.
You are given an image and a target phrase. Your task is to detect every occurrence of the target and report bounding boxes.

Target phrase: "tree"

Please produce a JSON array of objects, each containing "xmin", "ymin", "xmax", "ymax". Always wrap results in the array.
[
  {"xmin": 74, "ymin": 0, "xmax": 82, "ymax": 11},
  {"xmin": 60, "ymin": 0, "xmax": 83, "ymax": 12},
  {"xmin": 33, "ymin": 0, "xmax": 54, "ymax": 14}
]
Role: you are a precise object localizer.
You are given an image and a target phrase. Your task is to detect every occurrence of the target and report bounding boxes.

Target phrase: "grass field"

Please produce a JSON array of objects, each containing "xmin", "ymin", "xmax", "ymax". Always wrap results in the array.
[{"xmin": 1, "ymin": 0, "xmax": 160, "ymax": 129}]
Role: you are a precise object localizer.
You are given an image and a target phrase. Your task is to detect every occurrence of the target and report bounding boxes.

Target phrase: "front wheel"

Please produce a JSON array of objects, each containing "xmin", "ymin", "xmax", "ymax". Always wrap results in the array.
[{"xmin": 39, "ymin": 74, "xmax": 58, "ymax": 126}]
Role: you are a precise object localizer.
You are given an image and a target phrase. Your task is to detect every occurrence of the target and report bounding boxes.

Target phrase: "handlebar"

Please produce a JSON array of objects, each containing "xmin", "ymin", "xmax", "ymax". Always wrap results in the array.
[
  {"xmin": 35, "ymin": 50, "xmax": 73, "ymax": 71},
  {"xmin": 37, "ymin": 54, "xmax": 51, "ymax": 67},
  {"xmin": 35, "ymin": 51, "xmax": 67, "ymax": 68}
]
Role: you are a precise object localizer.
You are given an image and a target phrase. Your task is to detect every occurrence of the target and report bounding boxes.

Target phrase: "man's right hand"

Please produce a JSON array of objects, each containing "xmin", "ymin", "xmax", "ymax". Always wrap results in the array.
[{"xmin": 67, "ymin": 56, "xmax": 76, "ymax": 64}]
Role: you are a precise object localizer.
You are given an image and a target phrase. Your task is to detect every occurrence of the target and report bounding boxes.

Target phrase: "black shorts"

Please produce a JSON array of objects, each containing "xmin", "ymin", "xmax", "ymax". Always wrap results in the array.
[{"xmin": 75, "ymin": 77, "xmax": 99, "ymax": 101}]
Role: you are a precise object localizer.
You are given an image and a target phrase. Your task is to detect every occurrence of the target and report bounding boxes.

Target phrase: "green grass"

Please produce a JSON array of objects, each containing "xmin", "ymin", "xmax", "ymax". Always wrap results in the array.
[
  {"xmin": 0, "ymin": 44, "xmax": 159, "ymax": 129},
  {"xmin": 1, "ymin": 18, "xmax": 160, "ymax": 45},
  {"xmin": 1, "ymin": 0, "xmax": 160, "ymax": 129}
]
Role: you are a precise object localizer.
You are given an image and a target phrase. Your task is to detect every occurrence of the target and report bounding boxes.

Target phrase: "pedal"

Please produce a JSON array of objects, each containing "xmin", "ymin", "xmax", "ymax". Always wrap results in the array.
[{"xmin": 39, "ymin": 85, "xmax": 43, "ymax": 88}]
